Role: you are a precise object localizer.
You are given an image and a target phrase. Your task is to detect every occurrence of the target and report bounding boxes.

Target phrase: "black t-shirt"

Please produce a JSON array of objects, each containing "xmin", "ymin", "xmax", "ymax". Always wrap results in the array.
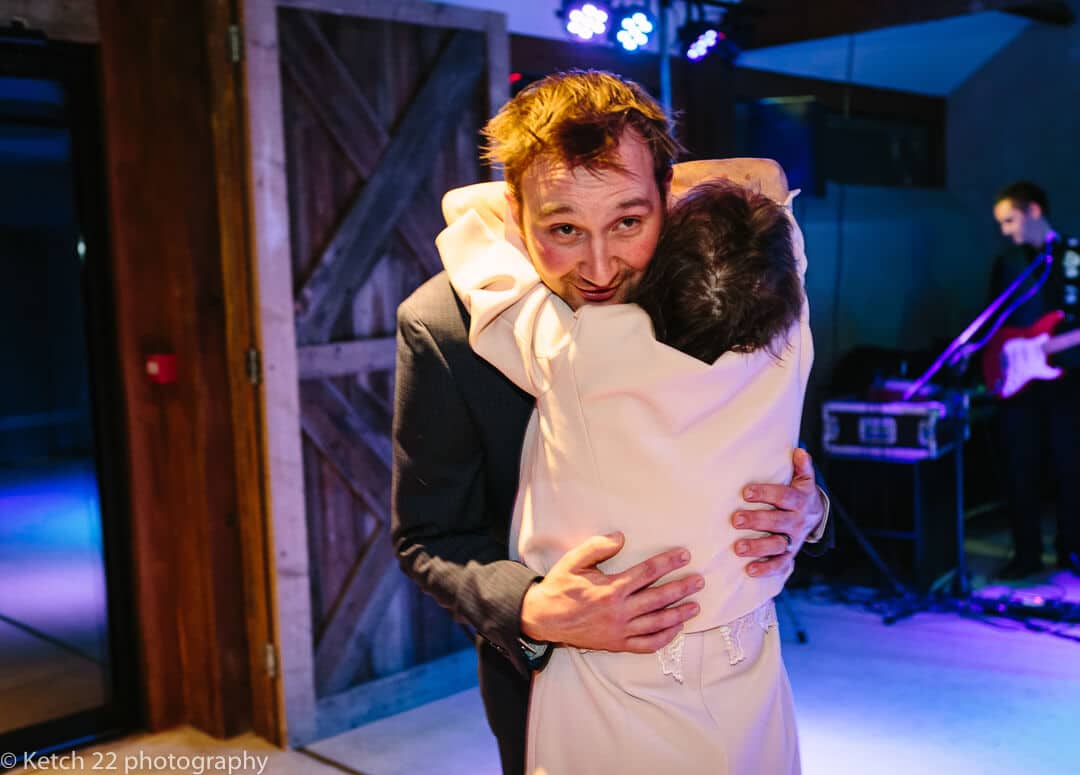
[{"xmin": 989, "ymin": 234, "xmax": 1080, "ymax": 371}]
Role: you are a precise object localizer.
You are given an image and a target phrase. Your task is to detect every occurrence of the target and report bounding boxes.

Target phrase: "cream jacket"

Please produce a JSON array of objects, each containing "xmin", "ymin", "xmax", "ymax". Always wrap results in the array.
[{"xmin": 435, "ymin": 207, "xmax": 812, "ymax": 631}]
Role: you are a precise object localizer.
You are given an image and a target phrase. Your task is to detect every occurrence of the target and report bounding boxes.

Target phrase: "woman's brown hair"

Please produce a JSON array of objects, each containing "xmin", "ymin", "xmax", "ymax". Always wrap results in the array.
[{"xmin": 630, "ymin": 182, "xmax": 802, "ymax": 364}]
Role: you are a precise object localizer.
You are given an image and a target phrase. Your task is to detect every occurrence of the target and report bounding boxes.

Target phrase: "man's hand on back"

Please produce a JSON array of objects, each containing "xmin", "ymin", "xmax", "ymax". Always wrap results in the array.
[
  {"xmin": 520, "ymin": 533, "xmax": 704, "ymax": 653},
  {"xmin": 730, "ymin": 448, "xmax": 826, "ymax": 578}
]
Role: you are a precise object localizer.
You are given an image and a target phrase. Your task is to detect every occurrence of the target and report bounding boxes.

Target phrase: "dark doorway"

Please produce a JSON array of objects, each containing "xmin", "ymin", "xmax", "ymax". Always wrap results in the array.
[{"xmin": 0, "ymin": 28, "xmax": 138, "ymax": 759}]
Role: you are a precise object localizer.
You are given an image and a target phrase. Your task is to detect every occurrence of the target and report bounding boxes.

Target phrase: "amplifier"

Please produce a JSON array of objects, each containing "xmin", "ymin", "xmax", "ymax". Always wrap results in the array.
[{"xmin": 822, "ymin": 389, "xmax": 969, "ymax": 462}]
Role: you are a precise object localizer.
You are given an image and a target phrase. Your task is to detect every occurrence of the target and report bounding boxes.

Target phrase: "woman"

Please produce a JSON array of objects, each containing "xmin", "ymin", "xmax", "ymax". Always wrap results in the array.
[{"xmin": 436, "ymin": 180, "xmax": 811, "ymax": 774}]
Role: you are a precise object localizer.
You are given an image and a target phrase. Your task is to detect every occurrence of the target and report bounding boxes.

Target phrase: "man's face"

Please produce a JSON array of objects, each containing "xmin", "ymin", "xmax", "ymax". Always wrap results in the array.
[
  {"xmin": 993, "ymin": 199, "xmax": 1042, "ymax": 248},
  {"xmin": 509, "ymin": 132, "xmax": 665, "ymax": 310}
]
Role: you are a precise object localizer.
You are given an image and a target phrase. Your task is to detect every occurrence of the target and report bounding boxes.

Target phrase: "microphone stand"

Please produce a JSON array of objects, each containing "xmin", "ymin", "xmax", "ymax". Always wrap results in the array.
[
  {"xmin": 901, "ymin": 238, "xmax": 1056, "ymax": 401},
  {"xmin": 891, "ymin": 236, "xmax": 1055, "ymax": 606}
]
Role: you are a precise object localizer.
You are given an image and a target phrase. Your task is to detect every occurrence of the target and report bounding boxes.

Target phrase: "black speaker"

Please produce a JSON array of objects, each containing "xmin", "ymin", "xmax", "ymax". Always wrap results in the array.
[
  {"xmin": 736, "ymin": 96, "xmax": 824, "ymax": 196},
  {"xmin": 736, "ymin": 96, "xmax": 939, "ymax": 193}
]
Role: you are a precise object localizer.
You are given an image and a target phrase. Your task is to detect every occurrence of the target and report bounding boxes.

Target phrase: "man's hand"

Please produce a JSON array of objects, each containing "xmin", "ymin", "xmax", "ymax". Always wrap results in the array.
[
  {"xmin": 520, "ymin": 533, "xmax": 704, "ymax": 653},
  {"xmin": 670, "ymin": 158, "xmax": 790, "ymax": 206},
  {"xmin": 731, "ymin": 448, "xmax": 825, "ymax": 578}
]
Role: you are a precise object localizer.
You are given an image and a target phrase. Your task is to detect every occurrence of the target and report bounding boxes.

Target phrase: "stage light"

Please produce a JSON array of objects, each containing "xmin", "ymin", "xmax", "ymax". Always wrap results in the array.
[
  {"xmin": 679, "ymin": 16, "xmax": 739, "ymax": 64},
  {"xmin": 613, "ymin": 6, "xmax": 655, "ymax": 52},
  {"xmin": 685, "ymin": 26, "xmax": 722, "ymax": 61},
  {"xmin": 561, "ymin": 2, "xmax": 610, "ymax": 42}
]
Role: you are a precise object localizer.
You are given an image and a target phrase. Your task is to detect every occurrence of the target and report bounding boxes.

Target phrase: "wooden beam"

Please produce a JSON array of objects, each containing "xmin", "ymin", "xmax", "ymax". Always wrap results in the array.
[
  {"xmin": 201, "ymin": 0, "xmax": 281, "ymax": 745},
  {"xmin": 313, "ymin": 531, "xmax": 399, "ymax": 695},
  {"xmin": 298, "ymin": 379, "xmax": 396, "ymax": 695},
  {"xmin": 314, "ymin": 647, "xmax": 478, "ymax": 739},
  {"xmin": 278, "ymin": 13, "xmax": 443, "ymax": 278},
  {"xmin": 293, "ymin": 30, "xmax": 485, "ymax": 344},
  {"xmin": 299, "ymin": 380, "xmax": 391, "ymax": 504},
  {"xmin": 279, "ymin": 0, "xmax": 502, "ymax": 32},
  {"xmin": 741, "ymin": 0, "xmax": 1073, "ymax": 49},
  {"xmin": 298, "ymin": 337, "xmax": 397, "ymax": 379},
  {"xmin": 97, "ymin": 0, "xmax": 252, "ymax": 737},
  {"xmin": 242, "ymin": 0, "xmax": 316, "ymax": 746}
]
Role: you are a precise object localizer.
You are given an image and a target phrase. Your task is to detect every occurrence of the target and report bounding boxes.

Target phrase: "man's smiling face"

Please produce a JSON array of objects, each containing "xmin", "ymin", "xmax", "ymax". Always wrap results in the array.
[{"xmin": 509, "ymin": 131, "xmax": 666, "ymax": 310}]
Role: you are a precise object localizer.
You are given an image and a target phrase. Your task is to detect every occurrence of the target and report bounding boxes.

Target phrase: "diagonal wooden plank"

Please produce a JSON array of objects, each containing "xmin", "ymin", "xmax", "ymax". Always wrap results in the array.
[
  {"xmin": 317, "ymin": 521, "xmax": 469, "ymax": 698},
  {"xmin": 314, "ymin": 529, "xmax": 398, "ymax": 695},
  {"xmin": 279, "ymin": 12, "xmax": 383, "ymax": 173},
  {"xmin": 280, "ymin": 12, "xmax": 444, "ymax": 278},
  {"xmin": 300, "ymin": 380, "xmax": 392, "ymax": 492},
  {"xmin": 298, "ymin": 337, "xmax": 397, "ymax": 379},
  {"xmin": 299, "ymin": 379, "xmax": 400, "ymax": 694},
  {"xmin": 294, "ymin": 30, "xmax": 484, "ymax": 344}
]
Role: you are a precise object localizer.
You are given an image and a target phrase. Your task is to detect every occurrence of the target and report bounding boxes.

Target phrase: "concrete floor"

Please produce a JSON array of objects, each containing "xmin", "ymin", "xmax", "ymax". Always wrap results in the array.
[
  {"xmin": 294, "ymin": 509, "xmax": 1080, "ymax": 775},
  {"xmin": 303, "ymin": 581, "xmax": 1080, "ymax": 775},
  {"xmin": 21, "ymin": 585, "xmax": 1077, "ymax": 775},
  {"xmin": 13, "ymin": 727, "xmax": 346, "ymax": 774},
  {"xmin": 0, "ymin": 462, "xmax": 110, "ymax": 735},
  {"xmin": 6, "ymin": 464, "xmax": 1079, "ymax": 774}
]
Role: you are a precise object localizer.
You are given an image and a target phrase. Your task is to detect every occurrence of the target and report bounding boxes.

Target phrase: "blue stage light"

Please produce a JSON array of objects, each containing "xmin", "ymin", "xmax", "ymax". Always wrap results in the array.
[
  {"xmin": 613, "ymin": 6, "xmax": 656, "ymax": 52},
  {"xmin": 686, "ymin": 27, "xmax": 721, "ymax": 60},
  {"xmin": 562, "ymin": 2, "xmax": 611, "ymax": 42}
]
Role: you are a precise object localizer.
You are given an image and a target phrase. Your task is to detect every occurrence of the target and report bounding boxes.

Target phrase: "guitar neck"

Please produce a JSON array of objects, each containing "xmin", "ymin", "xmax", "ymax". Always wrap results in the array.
[{"xmin": 1045, "ymin": 328, "xmax": 1080, "ymax": 356}]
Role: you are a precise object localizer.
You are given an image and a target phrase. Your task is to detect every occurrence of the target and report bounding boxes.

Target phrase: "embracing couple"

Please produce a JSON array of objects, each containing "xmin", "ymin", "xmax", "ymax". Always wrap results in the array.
[{"xmin": 392, "ymin": 70, "xmax": 831, "ymax": 775}]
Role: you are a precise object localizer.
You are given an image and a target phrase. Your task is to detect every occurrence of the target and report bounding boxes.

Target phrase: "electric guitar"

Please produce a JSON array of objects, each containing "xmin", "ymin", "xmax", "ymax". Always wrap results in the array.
[{"xmin": 982, "ymin": 310, "xmax": 1080, "ymax": 398}]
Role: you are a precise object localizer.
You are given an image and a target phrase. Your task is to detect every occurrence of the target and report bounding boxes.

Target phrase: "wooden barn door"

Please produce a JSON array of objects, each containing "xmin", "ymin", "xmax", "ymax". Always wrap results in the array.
[{"xmin": 243, "ymin": 0, "xmax": 508, "ymax": 744}]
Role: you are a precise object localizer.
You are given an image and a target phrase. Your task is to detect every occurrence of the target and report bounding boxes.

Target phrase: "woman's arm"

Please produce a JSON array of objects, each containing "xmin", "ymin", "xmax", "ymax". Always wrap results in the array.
[
  {"xmin": 669, "ymin": 158, "xmax": 790, "ymax": 205},
  {"xmin": 441, "ymin": 182, "xmax": 506, "ymax": 229},
  {"xmin": 436, "ymin": 210, "xmax": 573, "ymax": 396}
]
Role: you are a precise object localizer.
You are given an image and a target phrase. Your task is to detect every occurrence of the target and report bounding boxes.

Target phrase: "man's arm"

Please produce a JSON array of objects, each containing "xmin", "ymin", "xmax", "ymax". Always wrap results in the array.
[{"xmin": 391, "ymin": 300, "xmax": 540, "ymax": 675}]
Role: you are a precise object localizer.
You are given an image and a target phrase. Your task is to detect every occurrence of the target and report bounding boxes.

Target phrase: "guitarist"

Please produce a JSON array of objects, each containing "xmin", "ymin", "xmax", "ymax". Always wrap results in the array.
[{"xmin": 990, "ymin": 181, "xmax": 1080, "ymax": 579}]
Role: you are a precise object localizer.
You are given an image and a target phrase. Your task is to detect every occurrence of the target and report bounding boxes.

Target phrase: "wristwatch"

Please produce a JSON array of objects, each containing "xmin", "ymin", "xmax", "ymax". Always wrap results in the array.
[{"xmin": 518, "ymin": 634, "xmax": 551, "ymax": 670}]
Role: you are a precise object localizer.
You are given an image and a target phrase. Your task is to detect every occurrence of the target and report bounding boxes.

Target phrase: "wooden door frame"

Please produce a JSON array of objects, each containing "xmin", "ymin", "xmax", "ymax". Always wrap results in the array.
[
  {"xmin": 1, "ymin": 0, "xmax": 282, "ymax": 745},
  {"xmin": 241, "ymin": 0, "xmax": 508, "ymax": 746}
]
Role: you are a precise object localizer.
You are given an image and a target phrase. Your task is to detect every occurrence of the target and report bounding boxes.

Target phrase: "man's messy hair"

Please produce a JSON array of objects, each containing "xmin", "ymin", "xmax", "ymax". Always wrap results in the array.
[{"xmin": 481, "ymin": 70, "xmax": 682, "ymax": 202}]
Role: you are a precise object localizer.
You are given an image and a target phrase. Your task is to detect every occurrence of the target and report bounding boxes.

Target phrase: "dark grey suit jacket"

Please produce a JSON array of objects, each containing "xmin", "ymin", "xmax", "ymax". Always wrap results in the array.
[{"xmin": 392, "ymin": 271, "xmax": 540, "ymax": 676}]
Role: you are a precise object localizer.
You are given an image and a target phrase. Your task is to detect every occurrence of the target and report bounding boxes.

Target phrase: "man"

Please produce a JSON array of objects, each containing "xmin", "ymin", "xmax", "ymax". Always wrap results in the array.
[
  {"xmin": 990, "ymin": 182, "xmax": 1080, "ymax": 579},
  {"xmin": 392, "ymin": 70, "xmax": 830, "ymax": 773}
]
